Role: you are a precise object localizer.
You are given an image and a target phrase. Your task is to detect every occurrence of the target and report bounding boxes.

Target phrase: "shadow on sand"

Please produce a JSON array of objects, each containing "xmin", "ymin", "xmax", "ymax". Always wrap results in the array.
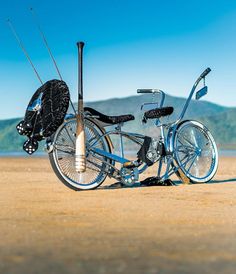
[
  {"xmin": 208, "ymin": 178, "xmax": 236, "ymax": 184},
  {"xmin": 99, "ymin": 178, "xmax": 236, "ymax": 190}
]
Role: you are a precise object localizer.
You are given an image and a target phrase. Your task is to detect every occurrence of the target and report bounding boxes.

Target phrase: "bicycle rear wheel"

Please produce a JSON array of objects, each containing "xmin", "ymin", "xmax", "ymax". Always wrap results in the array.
[
  {"xmin": 173, "ymin": 120, "xmax": 218, "ymax": 183},
  {"xmin": 49, "ymin": 118, "xmax": 111, "ymax": 190}
]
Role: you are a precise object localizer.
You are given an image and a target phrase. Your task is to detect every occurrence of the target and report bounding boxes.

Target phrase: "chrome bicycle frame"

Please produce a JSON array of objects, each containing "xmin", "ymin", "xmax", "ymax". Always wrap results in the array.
[
  {"xmin": 47, "ymin": 68, "xmax": 212, "ymax": 185},
  {"xmin": 84, "ymin": 68, "xmax": 211, "ymax": 182}
]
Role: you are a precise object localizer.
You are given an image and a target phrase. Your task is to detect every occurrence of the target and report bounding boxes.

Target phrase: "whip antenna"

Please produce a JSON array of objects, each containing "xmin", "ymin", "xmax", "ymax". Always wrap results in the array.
[
  {"xmin": 7, "ymin": 19, "xmax": 43, "ymax": 85},
  {"xmin": 29, "ymin": 8, "xmax": 63, "ymax": 81},
  {"xmin": 29, "ymin": 8, "xmax": 76, "ymax": 114}
]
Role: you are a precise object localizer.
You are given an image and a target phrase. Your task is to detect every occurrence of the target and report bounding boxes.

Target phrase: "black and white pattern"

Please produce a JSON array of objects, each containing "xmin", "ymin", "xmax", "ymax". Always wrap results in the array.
[{"xmin": 16, "ymin": 79, "xmax": 70, "ymax": 154}]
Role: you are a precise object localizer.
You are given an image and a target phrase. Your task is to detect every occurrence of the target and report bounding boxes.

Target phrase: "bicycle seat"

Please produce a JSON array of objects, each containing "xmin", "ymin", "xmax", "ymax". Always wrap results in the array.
[
  {"xmin": 84, "ymin": 107, "xmax": 135, "ymax": 125},
  {"xmin": 143, "ymin": 107, "xmax": 174, "ymax": 122}
]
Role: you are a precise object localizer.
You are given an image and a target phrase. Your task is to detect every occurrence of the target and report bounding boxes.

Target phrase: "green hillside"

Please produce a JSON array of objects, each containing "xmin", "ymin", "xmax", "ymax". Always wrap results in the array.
[
  {"xmin": 84, "ymin": 93, "xmax": 229, "ymax": 137},
  {"xmin": 84, "ymin": 93, "xmax": 227, "ymax": 121},
  {"xmin": 0, "ymin": 118, "xmax": 22, "ymax": 151},
  {"xmin": 200, "ymin": 108, "xmax": 236, "ymax": 145},
  {"xmin": 0, "ymin": 93, "xmax": 235, "ymax": 152}
]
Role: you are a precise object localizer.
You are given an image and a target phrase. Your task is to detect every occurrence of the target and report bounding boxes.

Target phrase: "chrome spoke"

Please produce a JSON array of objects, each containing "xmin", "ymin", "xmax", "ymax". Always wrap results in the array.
[
  {"xmin": 51, "ymin": 118, "xmax": 109, "ymax": 189},
  {"xmin": 186, "ymin": 154, "xmax": 198, "ymax": 173},
  {"xmin": 174, "ymin": 122, "xmax": 217, "ymax": 182}
]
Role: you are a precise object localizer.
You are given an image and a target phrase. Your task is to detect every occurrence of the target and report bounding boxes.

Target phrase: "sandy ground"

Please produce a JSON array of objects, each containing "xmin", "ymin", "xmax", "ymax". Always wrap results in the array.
[{"xmin": 0, "ymin": 156, "xmax": 236, "ymax": 274}]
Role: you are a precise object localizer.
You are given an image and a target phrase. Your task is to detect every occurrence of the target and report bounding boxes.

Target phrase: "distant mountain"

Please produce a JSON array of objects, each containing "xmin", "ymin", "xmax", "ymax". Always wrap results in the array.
[
  {"xmin": 0, "ymin": 118, "xmax": 22, "ymax": 151},
  {"xmin": 84, "ymin": 94, "xmax": 227, "ymax": 121},
  {"xmin": 83, "ymin": 93, "xmax": 229, "ymax": 134},
  {"xmin": 0, "ymin": 93, "xmax": 235, "ymax": 152},
  {"xmin": 200, "ymin": 108, "xmax": 236, "ymax": 145}
]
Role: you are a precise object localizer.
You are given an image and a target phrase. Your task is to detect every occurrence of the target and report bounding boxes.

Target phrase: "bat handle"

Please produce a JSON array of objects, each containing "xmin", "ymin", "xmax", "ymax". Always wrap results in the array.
[{"xmin": 75, "ymin": 128, "xmax": 86, "ymax": 173}]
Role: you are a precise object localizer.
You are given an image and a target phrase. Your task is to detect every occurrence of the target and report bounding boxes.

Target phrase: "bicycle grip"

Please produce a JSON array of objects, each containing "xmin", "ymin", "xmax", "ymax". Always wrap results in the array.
[
  {"xmin": 200, "ymin": 68, "xmax": 211, "ymax": 79},
  {"xmin": 137, "ymin": 89, "xmax": 153, "ymax": 94}
]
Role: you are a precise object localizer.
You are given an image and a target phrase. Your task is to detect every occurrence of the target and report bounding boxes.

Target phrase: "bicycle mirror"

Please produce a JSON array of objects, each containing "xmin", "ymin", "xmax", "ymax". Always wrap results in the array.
[{"xmin": 196, "ymin": 86, "xmax": 208, "ymax": 100}]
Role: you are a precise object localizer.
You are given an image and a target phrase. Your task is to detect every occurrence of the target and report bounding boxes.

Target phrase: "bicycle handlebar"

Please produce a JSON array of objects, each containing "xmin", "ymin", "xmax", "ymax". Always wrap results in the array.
[
  {"xmin": 137, "ymin": 68, "xmax": 211, "ymax": 125},
  {"xmin": 137, "ymin": 89, "xmax": 163, "ymax": 94},
  {"xmin": 137, "ymin": 89, "xmax": 152, "ymax": 94},
  {"xmin": 137, "ymin": 89, "xmax": 166, "ymax": 108},
  {"xmin": 175, "ymin": 67, "xmax": 211, "ymax": 124}
]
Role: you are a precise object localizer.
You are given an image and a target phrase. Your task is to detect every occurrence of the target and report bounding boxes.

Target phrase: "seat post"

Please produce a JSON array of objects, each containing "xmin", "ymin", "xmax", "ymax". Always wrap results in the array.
[
  {"xmin": 116, "ymin": 123, "xmax": 124, "ymax": 158},
  {"xmin": 160, "ymin": 124, "xmax": 165, "ymax": 140}
]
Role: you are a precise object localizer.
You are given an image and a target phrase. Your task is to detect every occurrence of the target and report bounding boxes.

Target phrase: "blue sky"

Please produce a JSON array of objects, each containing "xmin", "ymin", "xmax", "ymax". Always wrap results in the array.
[{"xmin": 1, "ymin": 0, "xmax": 236, "ymax": 119}]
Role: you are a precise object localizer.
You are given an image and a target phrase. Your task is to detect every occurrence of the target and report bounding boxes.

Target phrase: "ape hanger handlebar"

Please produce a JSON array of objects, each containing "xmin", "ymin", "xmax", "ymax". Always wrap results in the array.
[
  {"xmin": 137, "ymin": 89, "xmax": 165, "ymax": 108},
  {"xmin": 176, "ymin": 67, "xmax": 211, "ymax": 124},
  {"xmin": 137, "ymin": 68, "xmax": 211, "ymax": 125}
]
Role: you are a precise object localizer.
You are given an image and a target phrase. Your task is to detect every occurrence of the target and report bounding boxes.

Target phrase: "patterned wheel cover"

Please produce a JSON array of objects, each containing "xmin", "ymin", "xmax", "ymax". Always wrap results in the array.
[{"xmin": 22, "ymin": 79, "xmax": 70, "ymax": 140}]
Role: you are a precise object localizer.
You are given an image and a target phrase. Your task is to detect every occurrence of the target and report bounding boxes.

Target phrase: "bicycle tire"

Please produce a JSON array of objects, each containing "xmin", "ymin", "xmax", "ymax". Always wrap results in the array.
[
  {"xmin": 49, "ymin": 117, "xmax": 112, "ymax": 190},
  {"xmin": 172, "ymin": 120, "xmax": 218, "ymax": 183}
]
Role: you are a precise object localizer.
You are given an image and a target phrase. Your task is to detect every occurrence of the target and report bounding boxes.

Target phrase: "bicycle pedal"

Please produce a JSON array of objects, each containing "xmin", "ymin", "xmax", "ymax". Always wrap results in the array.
[{"xmin": 123, "ymin": 160, "xmax": 139, "ymax": 168}]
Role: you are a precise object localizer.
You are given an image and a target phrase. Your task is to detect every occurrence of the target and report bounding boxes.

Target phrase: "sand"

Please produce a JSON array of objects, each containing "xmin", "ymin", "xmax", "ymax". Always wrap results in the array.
[{"xmin": 0, "ymin": 156, "xmax": 236, "ymax": 274}]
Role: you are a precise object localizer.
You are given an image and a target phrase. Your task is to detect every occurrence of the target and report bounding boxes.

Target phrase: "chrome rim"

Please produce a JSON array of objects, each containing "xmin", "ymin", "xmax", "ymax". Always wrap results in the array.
[
  {"xmin": 52, "ymin": 119, "xmax": 108, "ymax": 188},
  {"xmin": 174, "ymin": 122, "xmax": 218, "ymax": 181}
]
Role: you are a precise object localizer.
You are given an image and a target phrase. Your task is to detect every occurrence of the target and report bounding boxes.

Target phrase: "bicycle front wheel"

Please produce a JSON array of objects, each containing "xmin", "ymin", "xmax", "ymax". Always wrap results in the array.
[
  {"xmin": 49, "ymin": 118, "xmax": 112, "ymax": 190},
  {"xmin": 173, "ymin": 120, "xmax": 218, "ymax": 183}
]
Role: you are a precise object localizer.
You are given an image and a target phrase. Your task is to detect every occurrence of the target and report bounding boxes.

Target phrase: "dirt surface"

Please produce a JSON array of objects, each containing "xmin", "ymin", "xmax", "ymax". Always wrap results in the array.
[{"xmin": 0, "ymin": 156, "xmax": 236, "ymax": 274}]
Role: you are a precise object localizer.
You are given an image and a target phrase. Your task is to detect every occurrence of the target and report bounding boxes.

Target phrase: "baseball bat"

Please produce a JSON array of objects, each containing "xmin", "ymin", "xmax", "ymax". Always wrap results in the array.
[{"xmin": 75, "ymin": 41, "xmax": 86, "ymax": 173}]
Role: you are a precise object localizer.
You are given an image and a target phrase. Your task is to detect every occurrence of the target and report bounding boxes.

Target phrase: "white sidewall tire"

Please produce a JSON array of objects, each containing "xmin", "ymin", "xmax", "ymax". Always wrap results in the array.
[
  {"xmin": 49, "ymin": 118, "xmax": 111, "ymax": 190},
  {"xmin": 172, "ymin": 120, "xmax": 218, "ymax": 184}
]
